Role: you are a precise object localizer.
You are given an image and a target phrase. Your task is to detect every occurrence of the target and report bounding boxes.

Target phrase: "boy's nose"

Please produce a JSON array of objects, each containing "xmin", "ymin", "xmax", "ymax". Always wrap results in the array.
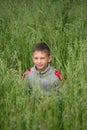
[{"xmin": 38, "ymin": 59, "xmax": 41, "ymax": 63}]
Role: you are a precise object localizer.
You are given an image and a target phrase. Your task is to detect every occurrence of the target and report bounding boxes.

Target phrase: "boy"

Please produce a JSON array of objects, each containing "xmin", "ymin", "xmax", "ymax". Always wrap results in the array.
[{"xmin": 23, "ymin": 42, "xmax": 62, "ymax": 93}]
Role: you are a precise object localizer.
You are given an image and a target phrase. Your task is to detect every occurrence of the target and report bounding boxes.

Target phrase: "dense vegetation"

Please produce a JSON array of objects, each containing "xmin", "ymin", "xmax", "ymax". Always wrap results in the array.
[{"xmin": 0, "ymin": 0, "xmax": 87, "ymax": 130}]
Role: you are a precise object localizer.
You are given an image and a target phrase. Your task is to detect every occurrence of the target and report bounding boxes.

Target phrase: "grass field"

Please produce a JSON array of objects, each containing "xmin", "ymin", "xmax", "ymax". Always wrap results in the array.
[{"xmin": 0, "ymin": 0, "xmax": 87, "ymax": 130}]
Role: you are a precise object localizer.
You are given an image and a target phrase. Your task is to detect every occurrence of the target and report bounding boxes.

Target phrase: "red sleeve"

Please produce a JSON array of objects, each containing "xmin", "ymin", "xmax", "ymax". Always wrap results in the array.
[
  {"xmin": 55, "ymin": 70, "xmax": 62, "ymax": 80},
  {"xmin": 22, "ymin": 68, "xmax": 31, "ymax": 78}
]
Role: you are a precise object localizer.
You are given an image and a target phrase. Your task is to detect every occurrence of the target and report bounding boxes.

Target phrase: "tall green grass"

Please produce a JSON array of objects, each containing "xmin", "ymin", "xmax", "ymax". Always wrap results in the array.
[{"xmin": 0, "ymin": 0, "xmax": 87, "ymax": 130}]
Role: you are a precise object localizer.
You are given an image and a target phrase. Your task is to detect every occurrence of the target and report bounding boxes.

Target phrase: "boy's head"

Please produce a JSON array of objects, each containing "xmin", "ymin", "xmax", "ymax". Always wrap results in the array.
[
  {"xmin": 32, "ymin": 42, "xmax": 50, "ymax": 56},
  {"xmin": 32, "ymin": 42, "xmax": 52, "ymax": 72}
]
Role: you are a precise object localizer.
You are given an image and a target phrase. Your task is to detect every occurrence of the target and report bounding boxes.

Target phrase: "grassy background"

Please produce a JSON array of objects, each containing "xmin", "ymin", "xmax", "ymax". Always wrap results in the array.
[{"xmin": 0, "ymin": 0, "xmax": 87, "ymax": 130}]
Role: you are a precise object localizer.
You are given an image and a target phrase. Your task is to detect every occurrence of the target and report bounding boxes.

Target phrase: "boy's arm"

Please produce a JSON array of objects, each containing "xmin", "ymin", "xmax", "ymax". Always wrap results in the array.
[
  {"xmin": 22, "ymin": 68, "xmax": 32, "ymax": 95},
  {"xmin": 54, "ymin": 70, "xmax": 62, "ymax": 93}
]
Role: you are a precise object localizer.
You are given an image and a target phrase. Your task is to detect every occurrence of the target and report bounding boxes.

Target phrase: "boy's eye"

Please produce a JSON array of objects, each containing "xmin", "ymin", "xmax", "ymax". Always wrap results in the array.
[
  {"xmin": 34, "ymin": 57, "xmax": 45, "ymax": 60},
  {"xmin": 34, "ymin": 57, "xmax": 38, "ymax": 60},
  {"xmin": 41, "ymin": 57, "xmax": 45, "ymax": 59}
]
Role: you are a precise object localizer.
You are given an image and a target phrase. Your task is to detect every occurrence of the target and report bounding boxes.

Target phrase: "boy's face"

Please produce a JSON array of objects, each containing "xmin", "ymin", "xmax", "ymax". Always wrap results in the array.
[{"xmin": 32, "ymin": 51, "xmax": 52, "ymax": 72}]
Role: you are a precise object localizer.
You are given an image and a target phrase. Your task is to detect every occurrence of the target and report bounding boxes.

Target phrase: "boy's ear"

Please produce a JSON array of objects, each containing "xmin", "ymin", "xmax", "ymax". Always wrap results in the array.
[{"xmin": 48, "ymin": 55, "xmax": 52, "ymax": 63}]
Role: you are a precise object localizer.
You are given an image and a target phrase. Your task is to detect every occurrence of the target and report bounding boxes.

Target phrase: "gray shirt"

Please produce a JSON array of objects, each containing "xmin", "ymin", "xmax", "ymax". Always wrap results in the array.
[{"xmin": 24, "ymin": 64, "xmax": 61, "ymax": 93}]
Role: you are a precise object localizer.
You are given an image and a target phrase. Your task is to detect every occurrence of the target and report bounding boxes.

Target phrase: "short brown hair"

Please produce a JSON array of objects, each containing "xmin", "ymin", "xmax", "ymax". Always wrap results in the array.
[{"xmin": 33, "ymin": 42, "xmax": 50, "ymax": 55}]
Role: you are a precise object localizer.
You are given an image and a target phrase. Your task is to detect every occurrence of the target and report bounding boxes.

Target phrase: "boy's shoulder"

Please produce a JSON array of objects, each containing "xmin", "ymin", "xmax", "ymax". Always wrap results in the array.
[
  {"xmin": 54, "ymin": 69, "xmax": 62, "ymax": 80},
  {"xmin": 22, "ymin": 68, "xmax": 31, "ymax": 78}
]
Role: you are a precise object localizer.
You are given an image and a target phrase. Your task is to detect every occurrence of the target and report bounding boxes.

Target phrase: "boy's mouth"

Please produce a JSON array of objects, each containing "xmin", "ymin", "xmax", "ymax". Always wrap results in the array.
[{"xmin": 37, "ymin": 64, "xmax": 43, "ymax": 67}]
